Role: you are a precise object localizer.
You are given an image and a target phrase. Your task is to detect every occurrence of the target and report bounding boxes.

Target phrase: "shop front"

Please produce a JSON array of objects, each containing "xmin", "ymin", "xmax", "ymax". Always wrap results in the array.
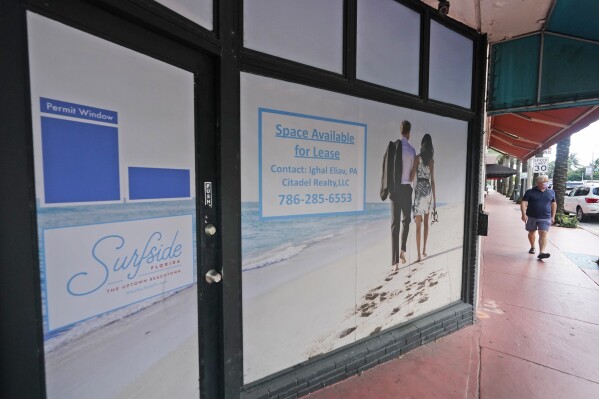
[{"xmin": 0, "ymin": 1, "xmax": 485, "ymax": 398}]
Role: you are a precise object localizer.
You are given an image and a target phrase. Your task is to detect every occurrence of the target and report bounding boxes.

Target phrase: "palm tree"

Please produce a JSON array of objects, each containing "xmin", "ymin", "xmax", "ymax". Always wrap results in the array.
[
  {"xmin": 508, "ymin": 157, "xmax": 515, "ymax": 197},
  {"xmin": 553, "ymin": 137, "xmax": 570, "ymax": 214}
]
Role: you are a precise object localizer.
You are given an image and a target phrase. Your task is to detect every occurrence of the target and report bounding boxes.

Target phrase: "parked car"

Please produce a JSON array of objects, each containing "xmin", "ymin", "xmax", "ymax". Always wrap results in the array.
[
  {"xmin": 566, "ymin": 181, "xmax": 584, "ymax": 190},
  {"xmin": 564, "ymin": 183, "xmax": 599, "ymax": 221}
]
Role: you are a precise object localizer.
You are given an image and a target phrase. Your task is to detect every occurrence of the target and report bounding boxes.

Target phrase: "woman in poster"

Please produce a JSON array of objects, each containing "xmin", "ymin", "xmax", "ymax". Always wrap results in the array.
[{"xmin": 412, "ymin": 134, "xmax": 436, "ymax": 263}]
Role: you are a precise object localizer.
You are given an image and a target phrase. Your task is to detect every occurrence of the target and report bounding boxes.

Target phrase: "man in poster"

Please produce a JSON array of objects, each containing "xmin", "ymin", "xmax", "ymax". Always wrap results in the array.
[{"xmin": 380, "ymin": 120, "xmax": 417, "ymax": 269}]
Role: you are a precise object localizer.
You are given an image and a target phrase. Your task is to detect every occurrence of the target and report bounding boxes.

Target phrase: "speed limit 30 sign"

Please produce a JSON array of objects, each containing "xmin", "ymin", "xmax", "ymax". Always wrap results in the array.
[{"xmin": 532, "ymin": 157, "xmax": 549, "ymax": 173}]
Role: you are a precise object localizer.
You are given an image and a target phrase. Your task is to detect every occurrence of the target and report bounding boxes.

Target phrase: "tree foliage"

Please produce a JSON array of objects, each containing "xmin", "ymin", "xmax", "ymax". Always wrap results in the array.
[
  {"xmin": 548, "ymin": 160, "xmax": 555, "ymax": 178},
  {"xmin": 568, "ymin": 153, "xmax": 580, "ymax": 170}
]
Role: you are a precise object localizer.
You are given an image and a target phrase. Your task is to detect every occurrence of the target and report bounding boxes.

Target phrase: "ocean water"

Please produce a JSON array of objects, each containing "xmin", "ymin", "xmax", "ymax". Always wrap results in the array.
[
  {"xmin": 37, "ymin": 199, "xmax": 196, "ymax": 346},
  {"xmin": 241, "ymin": 202, "xmax": 393, "ymax": 271},
  {"xmin": 241, "ymin": 202, "xmax": 448, "ymax": 272}
]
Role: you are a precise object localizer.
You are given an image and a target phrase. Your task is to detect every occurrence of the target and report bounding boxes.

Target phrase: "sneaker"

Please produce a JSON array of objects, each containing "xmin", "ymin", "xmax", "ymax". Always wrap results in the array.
[
  {"xmin": 537, "ymin": 253, "xmax": 550, "ymax": 259},
  {"xmin": 528, "ymin": 248, "xmax": 535, "ymax": 254}
]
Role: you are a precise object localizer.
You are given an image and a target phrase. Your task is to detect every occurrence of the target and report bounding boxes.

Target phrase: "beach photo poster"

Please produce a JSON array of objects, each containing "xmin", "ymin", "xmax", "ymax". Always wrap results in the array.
[
  {"xmin": 241, "ymin": 73, "xmax": 468, "ymax": 382},
  {"xmin": 28, "ymin": 12, "xmax": 200, "ymax": 399}
]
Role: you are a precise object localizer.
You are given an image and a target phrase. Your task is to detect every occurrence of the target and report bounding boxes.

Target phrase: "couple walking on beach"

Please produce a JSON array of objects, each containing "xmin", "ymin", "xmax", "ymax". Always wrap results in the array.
[{"xmin": 380, "ymin": 120, "xmax": 437, "ymax": 270}]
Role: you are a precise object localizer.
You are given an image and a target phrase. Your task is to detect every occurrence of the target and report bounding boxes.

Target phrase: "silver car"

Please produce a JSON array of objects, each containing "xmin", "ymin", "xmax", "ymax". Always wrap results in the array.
[{"xmin": 564, "ymin": 183, "xmax": 599, "ymax": 222}]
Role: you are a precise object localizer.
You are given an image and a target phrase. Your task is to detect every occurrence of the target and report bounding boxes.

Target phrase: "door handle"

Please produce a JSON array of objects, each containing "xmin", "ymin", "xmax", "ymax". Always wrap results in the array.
[{"xmin": 205, "ymin": 269, "xmax": 222, "ymax": 284}]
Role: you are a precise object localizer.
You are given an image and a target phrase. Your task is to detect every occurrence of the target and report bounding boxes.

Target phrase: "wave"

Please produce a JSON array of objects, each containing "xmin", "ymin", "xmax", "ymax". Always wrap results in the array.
[
  {"xmin": 44, "ymin": 286, "xmax": 190, "ymax": 352},
  {"xmin": 242, "ymin": 233, "xmax": 335, "ymax": 272}
]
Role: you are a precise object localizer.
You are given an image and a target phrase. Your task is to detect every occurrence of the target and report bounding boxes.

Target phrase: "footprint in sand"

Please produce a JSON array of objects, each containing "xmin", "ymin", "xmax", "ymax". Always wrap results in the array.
[
  {"xmin": 406, "ymin": 312, "xmax": 414, "ymax": 317},
  {"xmin": 385, "ymin": 276, "xmax": 393, "ymax": 281},
  {"xmin": 339, "ymin": 327, "xmax": 357, "ymax": 338},
  {"xmin": 356, "ymin": 302, "xmax": 376, "ymax": 315},
  {"xmin": 418, "ymin": 296, "xmax": 429, "ymax": 303},
  {"xmin": 391, "ymin": 307, "xmax": 401, "ymax": 315},
  {"xmin": 429, "ymin": 281, "xmax": 438, "ymax": 287},
  {"xmin": 361, "ymin": 311, "xmax": 373, "ymax": 317},
  {"xmin": 365, "ymin": 292, "xmax": 379, "ymax": 301}
]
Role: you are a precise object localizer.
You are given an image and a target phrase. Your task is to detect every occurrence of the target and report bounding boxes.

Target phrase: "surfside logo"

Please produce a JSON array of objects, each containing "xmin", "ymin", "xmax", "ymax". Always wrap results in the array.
[
  {"xmin": 43, "ymin": 215, "xmax": 194, "ymax": 331},
  {"xmin": 67, "ymin": 230, "xmax": 183, "ymax": 296}
]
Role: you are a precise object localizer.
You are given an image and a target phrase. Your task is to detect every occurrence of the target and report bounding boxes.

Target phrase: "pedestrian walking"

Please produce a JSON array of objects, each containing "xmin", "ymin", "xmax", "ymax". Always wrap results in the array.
[{"xmin": 520, "ymin": 175, "xmax": 556, "ymax": 259}]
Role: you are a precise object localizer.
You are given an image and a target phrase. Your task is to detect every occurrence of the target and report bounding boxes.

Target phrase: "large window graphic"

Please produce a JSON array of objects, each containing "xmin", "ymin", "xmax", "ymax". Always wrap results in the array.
[
  {"xmin": 241, "ymin": 73, "xmax": 468, "ymax": 383},
  {"xmin": 28, "ymin": 12, "xmax": 199, "ymax": 399}
]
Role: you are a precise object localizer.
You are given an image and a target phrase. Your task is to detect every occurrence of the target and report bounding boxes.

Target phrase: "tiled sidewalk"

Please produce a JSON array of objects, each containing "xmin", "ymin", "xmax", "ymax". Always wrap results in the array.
[{"xmin": 309, "ymin": 191, "xmax": 599, "ymax": 399}]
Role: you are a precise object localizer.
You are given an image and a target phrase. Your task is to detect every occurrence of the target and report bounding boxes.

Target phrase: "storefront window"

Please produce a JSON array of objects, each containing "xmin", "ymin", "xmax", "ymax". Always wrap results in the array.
[
  {"xmin": 241, "ymin": 72, "xmax": 467, "ymax": 382},
  {"xmin": 28, "ymin": 12, "xmax": 199, "ymax": 398},
  {"xmin": 356, "ymin": 0, "xmax": 420, "ymax": 94},
  {"xmin": 155, "ymin": 0, "xmax": 213, "ymax": 30},
  {"xmin": 429, "ymin": 20, "xmax": 473, "ymax": 108},
  {"xmin": 244, "ymin": 0, "xmax": 344, "ymax": 73}
]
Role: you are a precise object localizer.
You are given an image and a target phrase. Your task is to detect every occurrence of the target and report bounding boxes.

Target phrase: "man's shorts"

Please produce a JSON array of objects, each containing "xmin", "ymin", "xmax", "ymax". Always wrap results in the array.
[{"xmin": 525, "ymin": 217, "xmax": 551, "ymax": 232}]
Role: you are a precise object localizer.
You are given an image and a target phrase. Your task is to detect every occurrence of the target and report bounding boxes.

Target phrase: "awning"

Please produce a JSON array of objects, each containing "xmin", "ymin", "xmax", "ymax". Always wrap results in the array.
[
  {"xmin": 488, "ymin": 105, "xmax": 599, "ymax": 160},
  {"xmin": 485, "ymin": 163, "xmax": 518, "ymax": 179}
]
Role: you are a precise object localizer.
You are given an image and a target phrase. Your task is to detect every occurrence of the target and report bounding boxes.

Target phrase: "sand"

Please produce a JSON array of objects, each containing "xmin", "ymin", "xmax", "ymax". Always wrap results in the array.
[
  {"xmin": 45, "ymin": 285, "xmax": 199, "ymax": 399},
  {"xmin": 243, "ymin": 202, "xmax": 465, "ymax": 383},
  {"xmin": 43, "ymin": 203, "xmax": 466, "ymax": 394}
]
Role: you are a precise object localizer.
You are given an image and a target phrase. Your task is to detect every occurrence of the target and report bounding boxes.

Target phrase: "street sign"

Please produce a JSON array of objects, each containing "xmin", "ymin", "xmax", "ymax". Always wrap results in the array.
[
  {"xmin": 586, "ymin": 167, "xmax": 593, "ymax": 176},
  {"xmin": 520, "ymin": 172, "xmax": 527, "ymax": 179},
  {"xmin": 532, "ymin": 157, "xmax": 549, "ymax": 173}
]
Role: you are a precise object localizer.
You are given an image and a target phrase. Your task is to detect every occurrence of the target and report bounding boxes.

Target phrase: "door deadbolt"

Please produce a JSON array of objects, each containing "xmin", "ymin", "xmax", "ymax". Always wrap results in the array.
[{"xmin": 204, "ymin": 224, "xmax": 216, "ymax": 236}]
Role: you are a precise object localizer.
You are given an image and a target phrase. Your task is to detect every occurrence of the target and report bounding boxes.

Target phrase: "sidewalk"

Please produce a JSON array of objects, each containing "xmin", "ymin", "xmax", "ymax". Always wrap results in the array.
[{"xmin": 308, "ymin": 191, "xmax": 599, "ymax": 399}]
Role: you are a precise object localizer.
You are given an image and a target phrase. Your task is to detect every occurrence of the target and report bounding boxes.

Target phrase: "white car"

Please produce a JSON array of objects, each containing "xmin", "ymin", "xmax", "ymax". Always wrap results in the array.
[{"xmin": 564, "ymin": 184, "xmax": 599, "ymax": 222}]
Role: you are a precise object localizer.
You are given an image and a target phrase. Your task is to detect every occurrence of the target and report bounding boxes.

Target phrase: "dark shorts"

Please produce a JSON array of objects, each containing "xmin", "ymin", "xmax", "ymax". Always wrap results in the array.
[{"xmin": 525, "ymin": 217, "xmax": 551, "ymax": 232}]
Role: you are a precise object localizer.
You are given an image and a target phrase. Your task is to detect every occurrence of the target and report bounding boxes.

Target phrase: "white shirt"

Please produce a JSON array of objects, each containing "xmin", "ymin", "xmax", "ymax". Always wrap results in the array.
[{"xmin": 401, "ymin": 137, "xmax": 416, "ymax": 184}]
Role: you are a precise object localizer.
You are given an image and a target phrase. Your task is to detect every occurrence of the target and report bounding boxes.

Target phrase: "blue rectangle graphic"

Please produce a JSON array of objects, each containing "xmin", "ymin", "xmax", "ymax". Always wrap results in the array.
[
  {"xmin": 41, "ymin": 117, "xmax": 120, "ymax": 203},
  {"xmin": 40, "ymin": 97, "xmax": 118, "ymax": 124},
  {"xmin": 129, "ymin": 167, "xmax": 191, "ymax": 200}
]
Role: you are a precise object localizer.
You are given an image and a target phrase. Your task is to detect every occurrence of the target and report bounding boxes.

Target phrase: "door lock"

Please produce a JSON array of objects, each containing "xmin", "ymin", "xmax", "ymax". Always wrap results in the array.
[{"xmin": 204, "ymin": 224, "xmax": 216, "ymax": 236}]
